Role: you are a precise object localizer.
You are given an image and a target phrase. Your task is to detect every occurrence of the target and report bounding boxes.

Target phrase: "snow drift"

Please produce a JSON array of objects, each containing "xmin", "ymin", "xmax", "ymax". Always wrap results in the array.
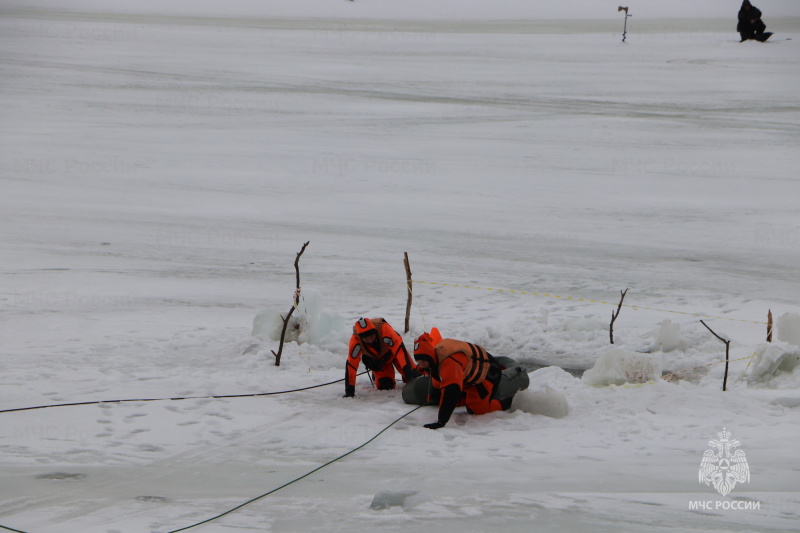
[{"xmin": 582, "ymin": 348, "xmax": 663, "ymax": 386}]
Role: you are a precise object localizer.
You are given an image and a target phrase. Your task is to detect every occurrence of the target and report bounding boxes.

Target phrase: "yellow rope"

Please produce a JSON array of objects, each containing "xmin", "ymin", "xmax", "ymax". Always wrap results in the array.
[
  {"xmin": 662, "ymin": 354, "xmax": 756, "ymax": 382},
  {"xmin": 736, "ymin": 349, "xmax": 761, "ymax": 383}
]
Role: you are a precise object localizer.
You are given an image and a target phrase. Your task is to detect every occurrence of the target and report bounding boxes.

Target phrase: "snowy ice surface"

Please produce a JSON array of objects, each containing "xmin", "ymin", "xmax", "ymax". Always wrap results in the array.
[
  {"xmin": 2, "ymin": 1, "xmax": 800, "ymax": 532},
  {"xmin": 776, "ymin": 312, "xmax": 800, "ymax": 346},
  {"xmin": 582, "ymin": 348, "xmax": 663, "ymax": 387}
]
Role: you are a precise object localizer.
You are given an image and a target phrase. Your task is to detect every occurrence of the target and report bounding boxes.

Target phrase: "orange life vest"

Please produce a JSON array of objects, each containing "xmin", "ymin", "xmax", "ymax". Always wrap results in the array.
[{"xmin": 434, "ymin": 338, "xmax": 492, "ymax": 386}]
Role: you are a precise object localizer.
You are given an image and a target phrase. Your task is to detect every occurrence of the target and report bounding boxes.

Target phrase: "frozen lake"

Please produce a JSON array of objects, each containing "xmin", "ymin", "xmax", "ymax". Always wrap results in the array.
[{"xmin": 1, "ymin": 5, "xmax": 799, "ymax": 533}]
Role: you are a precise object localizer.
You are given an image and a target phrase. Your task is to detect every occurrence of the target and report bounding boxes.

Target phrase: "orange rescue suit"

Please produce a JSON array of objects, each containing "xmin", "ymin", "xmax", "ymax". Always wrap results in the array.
[
  {"xmin": 428, "ymin": 338, "xmax": 504, "ymax": 425},
  {"xmin": 345, "ymin": 318, "xmax": 417, "ymax": 394}
]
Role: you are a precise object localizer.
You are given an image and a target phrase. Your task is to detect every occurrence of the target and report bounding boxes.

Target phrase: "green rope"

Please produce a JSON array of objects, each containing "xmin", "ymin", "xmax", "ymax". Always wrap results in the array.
[{"xmin": 167, "ymin": 404, "xmax": 424, "ymax": 533}]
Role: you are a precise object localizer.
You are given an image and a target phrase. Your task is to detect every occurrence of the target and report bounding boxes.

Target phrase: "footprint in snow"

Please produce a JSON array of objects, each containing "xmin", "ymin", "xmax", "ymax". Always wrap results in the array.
[
  {"xmin": 206, "ymin": 411, "xmax": 234, "ymax": 420},
  {"xmin": 136, "ymin": 495, "xmax": 171, "ymax": 504},
  {"xmin": 35, "ymin": 472, "xmax": 88, "ymax": 480}
]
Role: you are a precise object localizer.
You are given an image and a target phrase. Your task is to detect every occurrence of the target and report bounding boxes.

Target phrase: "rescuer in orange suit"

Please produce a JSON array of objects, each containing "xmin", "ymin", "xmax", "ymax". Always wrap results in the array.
[
  {"xmin": 413, "ymin": 329, "xmax": 513, "ymax": 429},
  {"xmin": 343, "ymin": 317, "xmax": 420, "ymax": 398}
]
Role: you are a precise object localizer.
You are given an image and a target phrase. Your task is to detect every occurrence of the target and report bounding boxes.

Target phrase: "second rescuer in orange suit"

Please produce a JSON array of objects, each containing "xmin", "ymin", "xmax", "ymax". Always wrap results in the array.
[
  {"xmin": 413, "ymin": 329, "xmax": 512, "ymax": 429},
  {"xmin": 344, "ymin": 317, "xmax": 419, "ymax": 398}
]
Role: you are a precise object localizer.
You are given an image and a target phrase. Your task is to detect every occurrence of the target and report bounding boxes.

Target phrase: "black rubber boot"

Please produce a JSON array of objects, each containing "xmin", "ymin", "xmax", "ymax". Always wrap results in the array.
[
  {"xmin": 499, "ymin": 395, "xmax": 514, "ymax": 411},
  {"xmin": 377, "ymin": 377, "xmax": 396, "ymax": 390}
]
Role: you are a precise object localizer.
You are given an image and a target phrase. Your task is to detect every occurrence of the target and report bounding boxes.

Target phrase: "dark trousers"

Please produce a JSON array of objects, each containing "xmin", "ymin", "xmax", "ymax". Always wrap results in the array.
[{"xmin": 740, "ymin": 19, "xmax": 766, "ymax": 41}]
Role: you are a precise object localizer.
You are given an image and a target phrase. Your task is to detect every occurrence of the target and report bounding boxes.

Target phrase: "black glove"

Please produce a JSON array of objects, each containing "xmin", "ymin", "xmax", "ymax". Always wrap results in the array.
[
  {"xmin": 424, "ymin": 421, "xmax": 446, "ymax": 430},
  {"xmin": 343, "ymin": 384, "xmax": 355, "ymax": 398}
]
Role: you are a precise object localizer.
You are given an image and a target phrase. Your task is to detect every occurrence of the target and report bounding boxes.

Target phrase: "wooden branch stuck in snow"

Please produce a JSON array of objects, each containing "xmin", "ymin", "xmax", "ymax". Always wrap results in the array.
[
  {"xmin": 272, "ymin": 241, "xmax": 310, "ymax": 367},
  {"xmin": 700, "ymin": 319, "xmax": 731, "ymax": 391},
  {"xmin": 609, "ymin": 288, "xmax": 629, "ymax": 345}
]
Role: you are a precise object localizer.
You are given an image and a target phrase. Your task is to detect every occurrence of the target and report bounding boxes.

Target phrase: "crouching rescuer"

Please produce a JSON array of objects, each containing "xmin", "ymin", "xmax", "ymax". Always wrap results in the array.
[
  {"xmin": 344, "ymin": 317, "xmax": 420, "ymax": 397},
  {"xmin": 407, "ymin": 329, "xmax": 529, "ymax": 429}
]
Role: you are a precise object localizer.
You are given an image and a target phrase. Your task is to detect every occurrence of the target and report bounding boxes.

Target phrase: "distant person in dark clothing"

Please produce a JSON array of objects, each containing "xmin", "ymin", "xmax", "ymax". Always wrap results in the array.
[{"xmin": 738, "ymin": 1, "xmax": 771, "ymax": 42}]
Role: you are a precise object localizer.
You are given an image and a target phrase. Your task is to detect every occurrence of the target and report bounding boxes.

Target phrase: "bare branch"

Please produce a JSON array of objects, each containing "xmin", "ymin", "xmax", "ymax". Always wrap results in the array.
[
  {"xmin": 700, "ymin": 320, "xmax": 732, "ymax": 391},
  {"xmin": 293, "ymin": 241, "xmax": 310, "ymax": 299},
  {"xmin": 273, "ymin": 241, "xmax": 310, "ymax": 366},
  {"xmin": 609, "ymin": 288, "xmax": 629, "ymax": 344},
  {"xmin": 767, "ymin": 309, "xmax": 773, "ymax": 342},
  {"xmin": 700, "ymin": 319, "xmax": 729, "ymax": 343}
]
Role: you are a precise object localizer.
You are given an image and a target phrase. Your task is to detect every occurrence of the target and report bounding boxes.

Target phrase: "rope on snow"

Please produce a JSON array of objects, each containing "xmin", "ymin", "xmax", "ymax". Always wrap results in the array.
[
  {"xmin": 165, "ymin": 405, "xmax": 425, "ymax": 532},
  {"xmin": 0, "ymin": 372, "xmax": 369, "ymax": 414}
]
